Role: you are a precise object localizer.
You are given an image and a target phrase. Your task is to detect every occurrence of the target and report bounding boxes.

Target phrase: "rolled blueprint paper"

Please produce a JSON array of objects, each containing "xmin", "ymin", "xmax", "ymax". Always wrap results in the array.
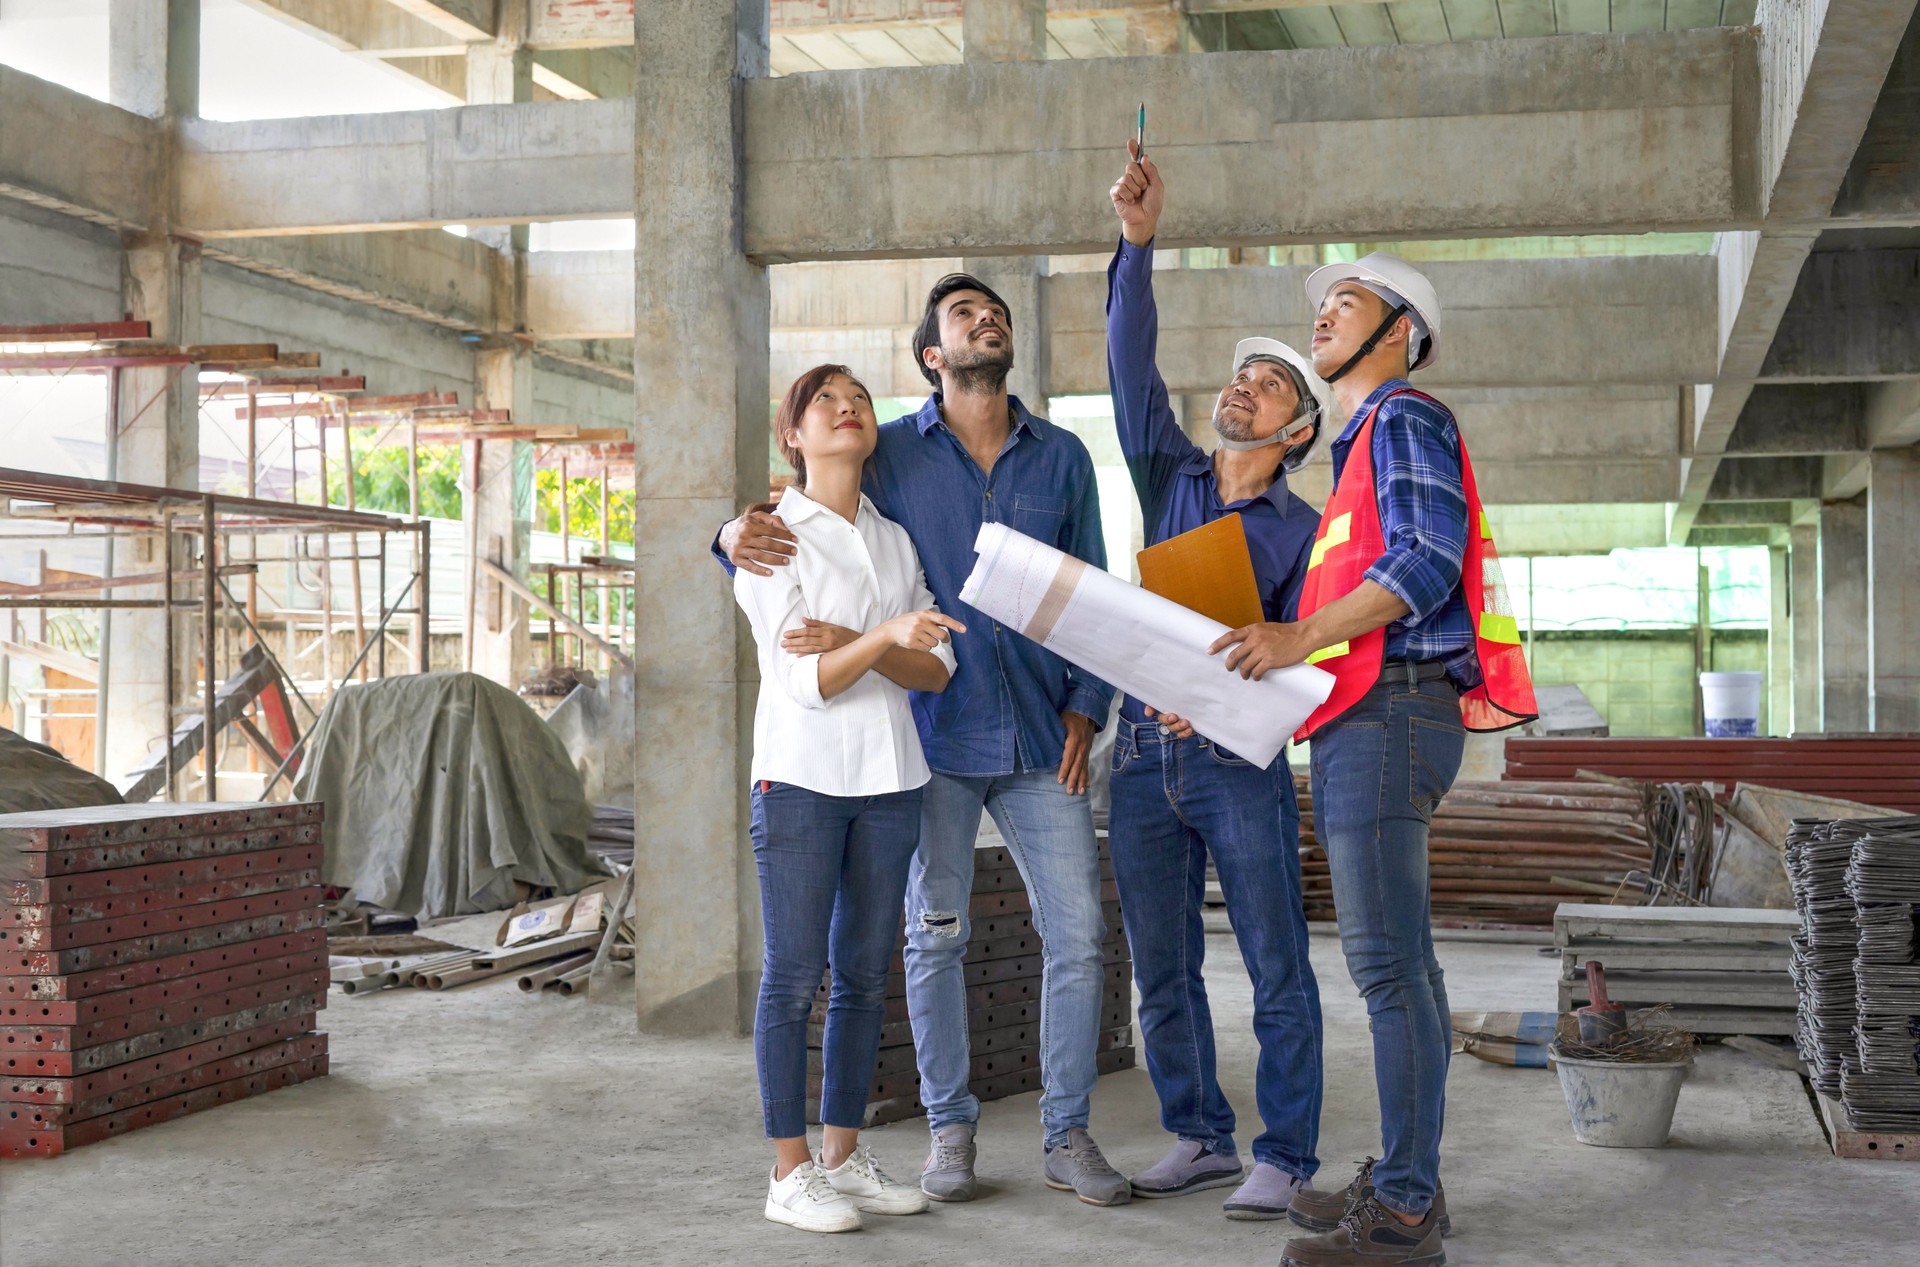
[{"xmin": 960, "ymin": 523, "xmax": 1334, "ymax": 769}]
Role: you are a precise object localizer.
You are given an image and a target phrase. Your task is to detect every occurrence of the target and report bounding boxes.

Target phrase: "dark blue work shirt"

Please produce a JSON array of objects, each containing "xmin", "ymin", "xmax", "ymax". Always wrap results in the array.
[
  {"xmin": 715, "ymin": 394, "xmax": 1114, "ymax": 778},
  {"xmin": 1105, "ymin": 237, "xmax": 1322, "ymax": 727}
]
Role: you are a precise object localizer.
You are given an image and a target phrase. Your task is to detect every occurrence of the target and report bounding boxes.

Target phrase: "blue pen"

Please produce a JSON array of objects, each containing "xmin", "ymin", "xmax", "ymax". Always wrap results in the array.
[{"xmin": 1136, "ymin": 103, "xmax": 1146, "ymax": 161}]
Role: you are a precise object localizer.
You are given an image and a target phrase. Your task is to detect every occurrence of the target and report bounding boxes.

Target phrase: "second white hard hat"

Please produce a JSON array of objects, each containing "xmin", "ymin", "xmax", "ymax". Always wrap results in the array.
[{"xmin": 1305, "ymin": 252, "xmax": 1442, "ymax": 372}]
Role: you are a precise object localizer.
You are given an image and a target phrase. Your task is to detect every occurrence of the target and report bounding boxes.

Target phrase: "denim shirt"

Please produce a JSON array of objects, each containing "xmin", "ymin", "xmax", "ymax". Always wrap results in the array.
[
  {"xmin": 716, "ymin": 394, "xmax": 1114, "ymax": 778},
  {"xmin": 1105, "ymin": 237, "xmax": 1322, "ymax": 727}
]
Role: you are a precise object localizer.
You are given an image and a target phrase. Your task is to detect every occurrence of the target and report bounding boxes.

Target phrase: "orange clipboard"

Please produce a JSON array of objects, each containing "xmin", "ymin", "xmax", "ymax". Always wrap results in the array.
[{"xmin": 1136, "ymin": 514, "xmax": 1264, "ymax": 630}]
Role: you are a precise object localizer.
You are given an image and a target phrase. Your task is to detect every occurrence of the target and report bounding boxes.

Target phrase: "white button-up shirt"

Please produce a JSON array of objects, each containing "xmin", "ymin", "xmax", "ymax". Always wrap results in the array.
[{"xmin": 734, "ymin": 486, "xmax": 956, "ymax": 797}]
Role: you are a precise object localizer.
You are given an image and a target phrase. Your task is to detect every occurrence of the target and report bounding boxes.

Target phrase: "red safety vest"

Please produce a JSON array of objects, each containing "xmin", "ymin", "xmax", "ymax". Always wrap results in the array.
[{"xmin": 1293, "ymin": 388, "xmax": 1537, "ymax": 742}]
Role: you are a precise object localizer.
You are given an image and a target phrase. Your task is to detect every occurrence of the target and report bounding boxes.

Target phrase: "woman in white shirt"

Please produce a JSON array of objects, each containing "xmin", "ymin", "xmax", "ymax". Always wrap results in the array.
[{"xmin": 735, "ymin": 364, "xmax": 964, "ymax": 1234}]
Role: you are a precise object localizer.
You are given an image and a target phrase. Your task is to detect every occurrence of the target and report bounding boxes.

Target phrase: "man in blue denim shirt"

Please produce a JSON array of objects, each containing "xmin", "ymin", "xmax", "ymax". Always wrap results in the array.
[
  {"xmin": 1103, "ymin": 145, "xmax": 1327, "ymax": 1221},
  {"xmin": 719, "ymin": 275, "xmax": 1127, "ymax": 1205}
]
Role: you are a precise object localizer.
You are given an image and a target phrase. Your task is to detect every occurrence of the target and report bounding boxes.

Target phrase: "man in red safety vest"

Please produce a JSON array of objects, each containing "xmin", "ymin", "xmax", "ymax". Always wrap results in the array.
[{"xmin": 1205, "ymin": 253, "xmax": 1535, "ymax": 1267}]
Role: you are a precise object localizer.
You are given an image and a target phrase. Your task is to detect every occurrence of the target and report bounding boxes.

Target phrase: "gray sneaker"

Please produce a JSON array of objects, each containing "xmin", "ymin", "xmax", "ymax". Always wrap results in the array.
[
  {"xmin": 1131, "ymin": 1138, "xmax": 1244, "ymax": 1198},
  {"xmin": 921, "ymin": 1123, "xmax": 978, "ymax": 1202},
  {"xmin": 1223, "ymin": 1161, "xmax": 1307, "ymax": 1220},
  {"xmin": 1043, "ymin": 1128, "xmax": 1131, "ymax": 1206}
]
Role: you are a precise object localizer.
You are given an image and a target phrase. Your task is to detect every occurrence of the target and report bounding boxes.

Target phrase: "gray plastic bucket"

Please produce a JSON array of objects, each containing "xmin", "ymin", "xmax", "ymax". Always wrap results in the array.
[{"xmin": 1552, "ymin": 1051, "xmax": 1691, "ymax": 1147}]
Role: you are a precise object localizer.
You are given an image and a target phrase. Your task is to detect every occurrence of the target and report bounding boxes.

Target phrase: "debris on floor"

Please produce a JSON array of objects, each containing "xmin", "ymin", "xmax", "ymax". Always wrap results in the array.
[
  {"xmin": 0, "ymin": 802, "xmax": 330, "ymax": 1158},
  {"xmin": 810, "ymin": 839, "xmax": 1135, "ymax": 1127},
  {"xmin": 1554, "ymin": 903, "xmax": 1798, "ymax": 1036},
  {"xmin": 331, "ymin": 878, "xmax": 634, "ymax": 1001},
  {"xmin": 1451, "ymin": 1010, "xmax": 1558, "ymax": 1068},
  {"xmin": 1785, "ymin": 813, "xmax": 1920, "ymax": 1153}
]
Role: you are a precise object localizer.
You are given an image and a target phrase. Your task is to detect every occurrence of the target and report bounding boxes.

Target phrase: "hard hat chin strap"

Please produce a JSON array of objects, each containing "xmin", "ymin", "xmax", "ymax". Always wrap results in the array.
[
  {"xmin": 1323, "ymin": 303, "xmax": 1409, "ymax": 383},
  {"xmin": 1215, "ymin": 406, "xmax": 1317, "ymax": 452}
]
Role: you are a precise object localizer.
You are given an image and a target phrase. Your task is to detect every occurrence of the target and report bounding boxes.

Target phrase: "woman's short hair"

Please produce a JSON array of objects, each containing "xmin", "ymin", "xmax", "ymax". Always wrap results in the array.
[{"xmin": 775, "ymin": 364, "xmax": 868, "ymax": 484}]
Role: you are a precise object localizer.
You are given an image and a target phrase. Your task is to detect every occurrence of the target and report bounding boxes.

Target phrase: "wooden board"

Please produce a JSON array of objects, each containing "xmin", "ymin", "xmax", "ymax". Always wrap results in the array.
[{"xmin": 1817, "ymin": 1090, "xmax": 1920, "ymax": 1161}]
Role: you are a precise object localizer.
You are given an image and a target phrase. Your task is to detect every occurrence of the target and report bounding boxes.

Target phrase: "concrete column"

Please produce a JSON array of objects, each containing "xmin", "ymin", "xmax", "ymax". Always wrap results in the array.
[
  {"xmin": 632, "ymin": 0, "xmax": 771, "ymax": 1035},
  {"xmin": 467, "ymin": 343, "xmax": 534, "ymax": 687},
  {"xmin": 109, "ymin": 0, "xmax": 198, "ymax": 119},
  {"xmin": 1789, "ymin": 519, "xmax": 1820, "ymax": 735},
  {"xmin": 462, "ymin": 14, "xmax": 535, "ymax": 691},
  {"xmin": 1867, "ymin": 447, "xmax": 1920, "ymax": 732},
  {"xmin": 467, "ymin": 0, "xmax": 532, "ymax": 105},
  {"xmin": 1767, "ymin": 544, "xmax": 1790, "ymax": 736},
  {"xmin": 962, "ymin": 0, "xmax": 1049, "ymax": 410},
  {"xmin": 1820, "ymin": 495, "xmax": 1870, "ymax": 733},
  {"xmin": 963, "ymin": 0, "xmax": 1046, "ymax": 60},
  {"xmin": 1124, "ymin": 3, "xmax": 1183, "ymax": 55},
  {"xmin": 102, "ymin": 2, "xmax": 200, "ymax": 787}
]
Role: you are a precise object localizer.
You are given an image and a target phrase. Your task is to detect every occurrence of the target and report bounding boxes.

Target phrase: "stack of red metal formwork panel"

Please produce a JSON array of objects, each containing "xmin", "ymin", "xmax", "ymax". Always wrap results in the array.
[
  {"xmin": 0, "ymin": 802, "xmax": 330, "ymax": 1158},
  {"xmin": 1503, "ymin": 736, "xmax": 1920, "ymax": 813}
]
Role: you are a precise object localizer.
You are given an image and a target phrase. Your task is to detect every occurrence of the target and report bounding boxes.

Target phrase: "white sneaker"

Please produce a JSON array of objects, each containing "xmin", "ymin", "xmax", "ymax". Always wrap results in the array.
[
  {"xmin": 764, "ymin": 1160, "xmax": 862, "ymax": 1233},
  {"xmin": 817, "ymin": 1144, "xmax": 931, "ymax": 1216}
]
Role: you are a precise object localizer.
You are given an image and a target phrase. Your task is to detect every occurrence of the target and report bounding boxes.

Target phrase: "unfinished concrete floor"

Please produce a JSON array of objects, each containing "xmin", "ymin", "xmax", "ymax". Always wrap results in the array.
[{"xmin": 5, "ymin": 929, "xmax": 1916, "ymax": 1266}]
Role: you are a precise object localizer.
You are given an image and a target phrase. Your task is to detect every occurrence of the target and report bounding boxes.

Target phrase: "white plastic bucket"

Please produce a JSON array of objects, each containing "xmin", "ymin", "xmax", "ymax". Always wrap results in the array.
[
  {"xmin": 1553, "ymin": 1052, "xmax": 1691, "ymax": 1147},
  {"xmin": 1700, "ymin": 671, "xmax": 1763, "ymax": 738}
]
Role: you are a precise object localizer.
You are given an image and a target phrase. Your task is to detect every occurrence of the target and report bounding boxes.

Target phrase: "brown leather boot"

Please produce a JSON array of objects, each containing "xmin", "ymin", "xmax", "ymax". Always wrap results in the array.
[
  {"xmin": 1287, "ymin": 1159, "xmax": 1452, "ymax": 1237},
  {"xmin": 1280, "ymin": 1195, "xmax": 1445, "ymax": 1267}
]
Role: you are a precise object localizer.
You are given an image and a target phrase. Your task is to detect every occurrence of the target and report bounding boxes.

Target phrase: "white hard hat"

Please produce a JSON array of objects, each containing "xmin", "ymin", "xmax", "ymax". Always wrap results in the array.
[
  {"xmin": 1231, "ymin": 337, "xmax": 1336, "ymax": 427},
  {"xmin": 1306, "ymin": 252, "xmax": 1442, "ymax": 372}
]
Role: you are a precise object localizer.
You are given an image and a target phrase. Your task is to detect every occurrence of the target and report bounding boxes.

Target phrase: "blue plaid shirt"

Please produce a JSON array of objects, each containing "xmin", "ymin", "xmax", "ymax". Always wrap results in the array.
[{"xmin": 1328, "ymin": 380, "xmax": 1480, "ymax": 687}]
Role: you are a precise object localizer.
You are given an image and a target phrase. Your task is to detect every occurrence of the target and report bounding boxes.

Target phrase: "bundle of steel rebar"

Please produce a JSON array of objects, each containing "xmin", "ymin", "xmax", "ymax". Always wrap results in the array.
[
  {"xmin": 1298, "ymin": 780, "xmax": 1654, "ymax": 928},
  {"xmin": 0, "ymin": 802, "xmax": 331, "ymax": 1158}
]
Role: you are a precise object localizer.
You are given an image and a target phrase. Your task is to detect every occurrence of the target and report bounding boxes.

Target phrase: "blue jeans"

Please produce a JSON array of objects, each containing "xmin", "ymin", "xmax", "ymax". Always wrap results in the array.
[
  {"xmin": 751, "ymin": 782, "xmax": 923, "ymax": 1139},
  {"xmin": 1309, "ymin": 666, "xmax": 1466, "ymax": 1216},
  {"xmin": 904, "ymin": 770, "xmax": 1107, "ymax": 1149},
  {"xmin": 1108, "ymin": 721, "xmax": 1323, "ymax": 1180}
]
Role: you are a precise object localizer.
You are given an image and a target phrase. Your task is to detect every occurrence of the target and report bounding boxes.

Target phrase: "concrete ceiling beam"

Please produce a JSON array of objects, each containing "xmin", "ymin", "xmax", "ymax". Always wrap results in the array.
[
  {"xmin": 384, "ymin": 0, "xmax": 497, "ymax": 42},
  {"xmin": 203, "ymin": 229, "xmax": 506, "ymax": 334},
  {"xmin": 1724, "ymin": 383, "xmax": 1868, "ymax": 454},
  {"xmin": 233, "ymin": 0, "xmax": 470, "ymax": 57},
  {"xmin": 1694, "ymin": 499, "xmax": 1795, "ymax": 525},
  {"xmin": 1292, "ymin": 457, "xmax": 1681, "ymax": 506},
  {"xmin": 0, "ymin": 66, "xmax": 159, "ymax": 231},
  {"xmin": 172, "ymin": 98, "xmax": 634, "ymax": 237},
  {"xmin": 745, "ymin": 31, "xmax": 1762, "ymax": 260},
  {"xmin": 1757, "ymin": 247, "xmax": 1920, "ymax": 381},
  {"xmin": 1708, "ymin": 454, "xmax": 1825, "ymax": 500},
  {"xmin": 1046, "ymin": 255, "xmax": 1719, "ymax": 394}
]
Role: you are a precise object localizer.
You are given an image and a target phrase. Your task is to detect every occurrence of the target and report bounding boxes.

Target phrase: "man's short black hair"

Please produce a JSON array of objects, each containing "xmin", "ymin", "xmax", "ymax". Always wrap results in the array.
[{"xmin": 912, "ymin": 273, "xmax": 1014, "ymax": 388}]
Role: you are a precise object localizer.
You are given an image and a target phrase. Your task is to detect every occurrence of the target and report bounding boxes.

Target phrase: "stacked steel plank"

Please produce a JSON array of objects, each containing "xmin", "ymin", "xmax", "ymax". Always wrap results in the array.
[
  {"xmin": 0, "ymin": 802, "xmax": 330, "ymax": 1158},
  {"xmin": 1505, "ymin": 737, "xmax": 1920, "ymax": 814},
  {"xmin": 1786, "ymin": 814, "xmax": 1920, "ymax": 1135},
  {"xmin": 807, "ymin": 840, "xmax": 1134, "ymax": 1127},
  {"xmin": 1298, "ymin": 780, "xmax": 1654, "ymax": 928},
  {"xmin": 1554, "ymin": 902, "xmax": 1799, "ymax": 1036}
]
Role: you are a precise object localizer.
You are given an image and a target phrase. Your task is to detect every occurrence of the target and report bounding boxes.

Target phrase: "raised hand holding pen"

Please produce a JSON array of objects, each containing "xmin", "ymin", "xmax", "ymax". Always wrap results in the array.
[{"xmin": 1109, "ymin": 137, "xmax": 1163, "ymax": 248}]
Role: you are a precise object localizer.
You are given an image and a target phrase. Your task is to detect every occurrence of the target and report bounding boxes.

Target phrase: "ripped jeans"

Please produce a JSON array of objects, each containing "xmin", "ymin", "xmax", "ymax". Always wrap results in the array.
[{"xmin": 904, "ymin": 770, "xmax": 1107, "ymax": 1148}]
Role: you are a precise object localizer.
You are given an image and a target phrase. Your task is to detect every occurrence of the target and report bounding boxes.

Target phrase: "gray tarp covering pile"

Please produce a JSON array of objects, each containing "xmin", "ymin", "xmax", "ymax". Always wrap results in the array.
[
  {"xmin": 0, "ymin": 726, "xmax": 123, "ymax": 814},
  {"xmin": 294, "ymin": 672, "xmax": 613, "ymax": 918}
]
